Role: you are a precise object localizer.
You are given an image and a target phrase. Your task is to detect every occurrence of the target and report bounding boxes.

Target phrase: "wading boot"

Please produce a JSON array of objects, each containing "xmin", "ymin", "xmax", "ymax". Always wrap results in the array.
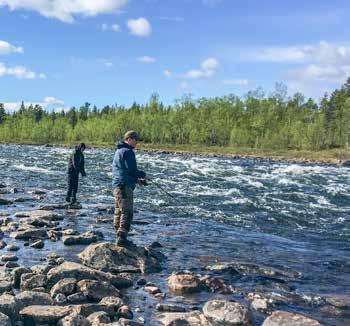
[{"xmin": 117, "ymin": 235, "xmax": 135, "ymax": 247}]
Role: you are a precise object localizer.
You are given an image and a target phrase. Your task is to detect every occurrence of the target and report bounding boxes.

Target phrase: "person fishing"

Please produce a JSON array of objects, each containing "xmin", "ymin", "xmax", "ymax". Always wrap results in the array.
[
  {"xmin": 112, "ymin": 130, "xmax": 146, "ymax": 246},
  {"xmin": 66, "ymin": 143, "xmax": 86, "ymax": 204}
]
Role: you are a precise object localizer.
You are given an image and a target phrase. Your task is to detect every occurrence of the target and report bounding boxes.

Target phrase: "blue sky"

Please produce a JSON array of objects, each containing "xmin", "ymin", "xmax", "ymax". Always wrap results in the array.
[{"xmin": 0, "ymin": 0, "xmax": 350, "ymax": 111}]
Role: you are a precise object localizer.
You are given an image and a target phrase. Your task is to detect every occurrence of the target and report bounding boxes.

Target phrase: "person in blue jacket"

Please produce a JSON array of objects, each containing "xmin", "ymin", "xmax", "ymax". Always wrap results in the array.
[{"xmin": 112, "ymin": 131, "xmax": 146, "ymax": 246}]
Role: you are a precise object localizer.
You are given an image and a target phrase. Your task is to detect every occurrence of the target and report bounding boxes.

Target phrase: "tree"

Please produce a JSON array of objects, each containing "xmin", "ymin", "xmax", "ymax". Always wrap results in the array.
[{"xmin": 0, "ymin": 103, "xmax": 6, "ymax": 124}]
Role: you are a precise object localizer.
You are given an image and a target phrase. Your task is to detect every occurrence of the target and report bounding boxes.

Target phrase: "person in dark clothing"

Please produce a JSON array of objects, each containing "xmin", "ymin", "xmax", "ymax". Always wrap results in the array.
[
  {"xmin": 112, "ymin": 131, "xmax": 146, "ymax": 246},
  {"xmin": 66, "ymin": 143, "xmax": 86, "ymax": 204}
]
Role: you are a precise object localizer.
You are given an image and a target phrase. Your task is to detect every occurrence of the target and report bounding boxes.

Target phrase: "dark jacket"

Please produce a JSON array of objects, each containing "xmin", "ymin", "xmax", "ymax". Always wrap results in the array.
[
  {"xmin": 112, "ymin": 141, "xmax": 145, "ymax": 190},
  {"xmin": 68, "ymin": 146, "xmax": 86, "ymax": 177}
]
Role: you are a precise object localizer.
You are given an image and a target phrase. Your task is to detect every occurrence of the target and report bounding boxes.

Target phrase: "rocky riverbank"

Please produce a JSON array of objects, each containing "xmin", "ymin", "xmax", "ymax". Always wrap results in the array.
[{"xmin": 1, "ymin": 182, "xmax": 349, "ymax": 325}]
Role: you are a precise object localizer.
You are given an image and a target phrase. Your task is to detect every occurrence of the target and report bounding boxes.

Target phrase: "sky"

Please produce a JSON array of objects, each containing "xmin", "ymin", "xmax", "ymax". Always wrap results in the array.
[{"xmin": 0, "ymin": 0, "xmax": 350, "ymax": 112}]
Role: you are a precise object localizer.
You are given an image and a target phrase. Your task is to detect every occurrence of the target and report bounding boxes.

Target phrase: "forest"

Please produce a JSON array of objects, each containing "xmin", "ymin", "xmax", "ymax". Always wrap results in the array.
[{"xmin": 0, "ymin": 79, "xmax": 349, "ymax": 151}]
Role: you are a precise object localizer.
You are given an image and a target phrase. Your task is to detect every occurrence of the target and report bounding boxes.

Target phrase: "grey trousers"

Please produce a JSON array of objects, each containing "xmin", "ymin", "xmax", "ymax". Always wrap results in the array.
[{"xmin": 113, "ymin": 186, "xmax": 134, "ymax": 237}]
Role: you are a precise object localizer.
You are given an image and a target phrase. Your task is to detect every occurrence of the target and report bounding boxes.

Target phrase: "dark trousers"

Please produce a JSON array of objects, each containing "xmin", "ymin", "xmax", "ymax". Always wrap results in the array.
[
  {"xmin": 113, "ymin": 186, "xmax": 134, "ymax": 237},
  {"xmin": 66, "ymin": 174, "xmax": 79, "ymax": 202}
]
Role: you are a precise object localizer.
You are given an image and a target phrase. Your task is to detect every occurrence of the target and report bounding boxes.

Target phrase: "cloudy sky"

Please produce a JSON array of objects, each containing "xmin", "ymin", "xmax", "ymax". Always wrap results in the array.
[{"xmin": 0, "ymin": 0, "xmax": 349, "ymax": 111}]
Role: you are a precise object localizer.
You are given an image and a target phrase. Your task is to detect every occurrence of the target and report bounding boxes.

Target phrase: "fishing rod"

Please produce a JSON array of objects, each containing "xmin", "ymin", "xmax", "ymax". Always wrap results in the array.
[{"xmin": 146, "ymin": 178, "xmax": 190, "ymax": 216}]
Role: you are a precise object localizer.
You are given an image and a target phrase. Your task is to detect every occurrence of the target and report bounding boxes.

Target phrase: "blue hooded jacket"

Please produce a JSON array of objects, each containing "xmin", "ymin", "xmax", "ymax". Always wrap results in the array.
[{"xmin": 112, "ymin": 141, "xmax": 146, "ymax": 190}]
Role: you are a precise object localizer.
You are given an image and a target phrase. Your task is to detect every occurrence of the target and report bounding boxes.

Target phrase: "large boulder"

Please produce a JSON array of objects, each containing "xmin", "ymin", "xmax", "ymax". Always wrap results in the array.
[
  {"xmin": 168, "ymin": 273, "xmax": 203, "ymax": 294},
  {"xmin": 47, "ymin": 261, "xmax": 133, "ymax": 289},
  {"xmin": 78, "ymin": 242, "xmax": 162, "ymax": 273},
  {"xmin": 15, "ymin": 291, "xmax": 54, "ymax": 311},
  {"xmin": 262, "ymin": 311, "xmax": 323, "ymax": 326},
  {"xmin": 20, "ymin": 305, "xmax": 73, "ymax": 324},
  {"xmin": 203, "ymin": 300, "xmax": 252, "ymax": 326},
  {"xmin": 20, "ymin": 273, "xmax": 47, "ymax": 291}
]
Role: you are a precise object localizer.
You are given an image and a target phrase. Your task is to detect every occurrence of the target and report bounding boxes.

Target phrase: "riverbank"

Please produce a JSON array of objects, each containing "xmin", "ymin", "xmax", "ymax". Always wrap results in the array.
[{"xmin": 1, "ymin": 141, "xmax": 350, "ymax": 165}]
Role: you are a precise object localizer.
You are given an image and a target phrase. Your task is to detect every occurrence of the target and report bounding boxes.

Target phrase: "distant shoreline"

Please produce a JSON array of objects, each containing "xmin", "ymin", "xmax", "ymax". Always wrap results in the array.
[{"xmin": 1, "ymin": 141, "xmax": 350, "ymax": 166}]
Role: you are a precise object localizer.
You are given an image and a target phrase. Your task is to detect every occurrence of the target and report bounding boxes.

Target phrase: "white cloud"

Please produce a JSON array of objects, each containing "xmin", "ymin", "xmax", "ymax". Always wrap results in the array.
[
  {"xmin": 0, "ymin": 0, "xmax": 129, "ymax": 23},
  {"xmin": 4, "ymin": 96, "xmax": 66, "ymax": 112},
  {"xmin": 137, "ymin": 56, "xmax": 156, "ymax": 63},
  {"xmin": 247, "ymin": 41, "xmax": 350, "ymax": 65},
  {"xmin": 183, "ymin": 57, "xmax": 219, "ymax": 79},
  {"xmin": 0, "ymin": 40, "xmax": 23, "ymax": 55},
  {"xmin": 127, "ymin": 17, "xmax": 152, "ymax": 37},
  {"xmin": 222, "ymin": 79, "xmax": 251, "ymax": 86},
  {"xmin": 111, "ymin": 23, "xmax": 120, "ymax": 32},
  {"xmin": 0, "ymin": 62, "xmax": 46, "ymax": 79},
  {"xmin": 163, "ymin": 69, "xmax": 172, "ymax": 78}
]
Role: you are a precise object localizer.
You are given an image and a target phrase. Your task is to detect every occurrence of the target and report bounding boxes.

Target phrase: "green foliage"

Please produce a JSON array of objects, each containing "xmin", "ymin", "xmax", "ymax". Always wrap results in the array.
[{"xmin": 0, "ymin": 81, "xmax": 349, "ymax": 150}]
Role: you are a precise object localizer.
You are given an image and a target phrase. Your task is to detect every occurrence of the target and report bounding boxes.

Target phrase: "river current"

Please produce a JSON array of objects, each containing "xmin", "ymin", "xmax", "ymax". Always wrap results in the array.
[{"xmin": 0, "ymin": 144, "xmax": 349, "ymax": 325}]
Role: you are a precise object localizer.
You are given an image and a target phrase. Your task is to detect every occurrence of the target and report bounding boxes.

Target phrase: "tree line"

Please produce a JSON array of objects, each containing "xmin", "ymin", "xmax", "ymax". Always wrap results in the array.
[{"xmin": 0, "ymin": 79, "xmax": 349, "ymax": 150}]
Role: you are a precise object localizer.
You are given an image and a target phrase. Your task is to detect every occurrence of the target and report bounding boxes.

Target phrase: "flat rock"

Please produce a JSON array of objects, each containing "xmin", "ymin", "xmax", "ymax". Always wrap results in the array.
[
  {"xmin": 71, "ymin": 303, "xmax": 115, "ymax": 318},
  {"xmin": 206, "ymin": 261, "xmax": 301, "ymax": 280},
  {"xmin": 262, "ymin": 310, "xmax": 323, "ymax": 326},
  {"xmin": 15, "ymin": 210, "xmax": 63, "ymax": 221},
  {"xmin": 62, "ymin": 231, "xmax": 102, "ymax": 246},
  {"xmin": 78, "ymin": 242, "xmax": 162, "ymax": 273},
  {"xmin": 157, "ymin": 311, "xmax": 208, "ymax": 326},
  {"xmin": 10, "ymin": 228, "xmax": 48, "ymax": 240},
  {"xmin": 20, "ymin": 305, "xmax": 73, "ymax": 323},
  {"xmin": 324, "ymin": 294, "xmax": 350, "ymax": 308},
  {"xmin": 50, "ymin": 278, "xmax": 77, "ymax": 297},
  {"xmin": 47, "ymin": 261, "xmax": 133, "ymax": 289},
  {"xmin": 203, "ymin": 300, "xmax": 252, "ymax": 326},
  {"xmin": 16, "ymin": 291, "xmax": 54, "ymax": 310}
]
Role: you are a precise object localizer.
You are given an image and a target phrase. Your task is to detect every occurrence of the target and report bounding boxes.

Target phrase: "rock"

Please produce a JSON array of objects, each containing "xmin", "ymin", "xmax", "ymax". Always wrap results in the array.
[
  {"xmin": 10, "ymin": 228, "xmax": 48, "ymax": 240},
  {"xmin": 67, "ymin": 292, "xmax": 89, "ymax": 304},
  {"xmin": 0, "ymin": 294, "xmax": 17, "ymax": 318},
  {"xmin": 1, "ymin": 255, "xmax": 18, "ymax": 262},
  {"xmin": 0, "ymin": 281, "xmax": 13, "ymax": 293},
  {"xmin": 0, "ymin": 241, "xmax": 6, "ymax": 249},
  {"xmin": 20, "ymin": 273, "xmax": 47, "ymax": 291},
  {"xmin": 157, "ymin": 311, "xmax": 207, "ymax": 326},
  {"xmin": 16, "ymin": 291, "xmax": 54, "ymax": 310},
  {"xmin": 156, "ymin": 303, "xmax": 187, "ymax": 313},
  {"xmin": 262, "ymin": 310, "xmax": 323, "ymax": 326},
  {"xmin": 341, "ymin": 160, "xmax": 350, "ymax": 167},
  {"xmin": 78, "ymin": 242, "xmax": 162, "ymax": 274},
  {"xmin": 47, "ymin": 261, "xmax": 133, "ymax": 289},
  {"xmin": 118, "ymin": 305, "xmax": 133, "ymax": 320},
  {"xmin": 71, "ymin": 304, "xmax": 115, "ymax": 318},
  {"xmin": 136, "ymin": 278, "xmax": 147, "ymax": 286},
  {"xmin": 251, "ymin": 298, "xmax": 269, "ymax": 311},
  {"xmin": 5, "ymin": 244, "xmax": 20, "ymax": 251},
  {"xmin": 62, "ymin": 231, "xmax": 102, "ymax": 246},
  {"xmin": 48, "ymin": 230, "xmax": 63, "ymax": 241},
  {"xmin": 11, "ymin": 266, "xmax": 31, "ymax": 288},
  {"xmin": 0, "ymin": 198, "xmax": 12, "ymax": 205},
  {"xmin": 50, "ymin": 278, "xmax": 77, "ymax": 297},
  {"xmin": 206, "ymin": 262, "xmax": 300, "ymax": 280},
  {"xmin": 39, "ymin": 204, "xmax": 68, "ymax": 210},
  {"xmin": 5, "ymin": 262, "xmax": 19, "ymax": 269},
  {"xmin": 199, "ymin": 275, "xmax": 234, "ymax": 294},
  {"xmin": 77, "ymin": 279, "xmax": 120, "ymax": 301},
  {"xmin": 30, "ymin": 239, "xmax": 45, "ymax": 249},
  {"xmin": 324, "ymin": 294, "xmax": 350, "ymax": 308},
  {"xmin": 144, "ymin": 285, "xmax": 162, "ymax": 295},
  {"xmin": 54, "ymin": 293, "xmax": 68, "ymax": 305},
  {"xmin": 0, "ymin": 311, "xmax": 11, "ymax": 326},
  {"xmin": 87, "ymin": 311, "xmax": 111, "ymax": 324},
  {"xmin": 31, "ymin": 263, "xmax": 54, "ymax": 274},
  {"xmin": 15, "ymin": 210, "xmax": 62, "ymax": 221},
  {"xmin": 118, "ymin": 318, "xmax": 145, "ymax": 326},
  {"xmin": 99, "ymin": 296, "xmax": 124, "ymax": 310},
  {"xmin": 29, "ymin": 218, "xmax": 58, "ymax": 228},
  {"xmin": 20, "ymin": 305, "xmax": 72, "ymax": 324},
  {"xmin": 58, "ymin": 313, "xmax": 90, "ymax": 326},
  {"xmin": 203, "ymin": 300, "xmax": 252, "ymax": 326},
  {"xmin": 168, "ymin": 274, "xmax": 203, "ymax": 294}
]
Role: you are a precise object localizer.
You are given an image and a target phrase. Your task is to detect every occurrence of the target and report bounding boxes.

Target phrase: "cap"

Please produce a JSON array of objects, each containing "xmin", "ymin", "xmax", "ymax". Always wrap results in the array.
[{"xmin": 123, "ymin": 130, "xmax": 141, "ymax": 141}]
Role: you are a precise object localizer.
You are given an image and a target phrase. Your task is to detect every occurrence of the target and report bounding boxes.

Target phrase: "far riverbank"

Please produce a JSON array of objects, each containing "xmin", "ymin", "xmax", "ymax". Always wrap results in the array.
[{"xmin": 1, "ymin": 141, "xmax": 350, "ymax": 165}]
